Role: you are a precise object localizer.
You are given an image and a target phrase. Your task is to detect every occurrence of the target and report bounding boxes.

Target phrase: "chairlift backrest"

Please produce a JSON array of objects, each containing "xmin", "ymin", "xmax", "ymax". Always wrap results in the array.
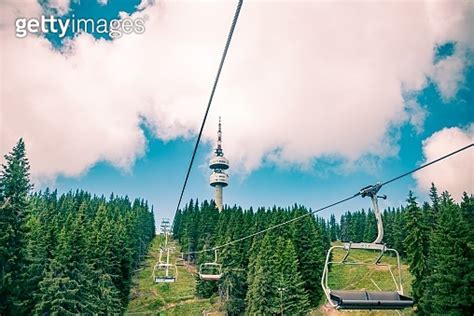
[{"xmin": 199, "ymin": 251, "xmax": 223, "ymax": 281}]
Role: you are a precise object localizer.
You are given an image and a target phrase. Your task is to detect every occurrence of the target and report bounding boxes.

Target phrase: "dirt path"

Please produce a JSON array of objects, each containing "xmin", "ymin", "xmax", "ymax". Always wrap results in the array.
[{"xmin": 319, "ymin": 303, "xmax": 342, "ymax": 316}]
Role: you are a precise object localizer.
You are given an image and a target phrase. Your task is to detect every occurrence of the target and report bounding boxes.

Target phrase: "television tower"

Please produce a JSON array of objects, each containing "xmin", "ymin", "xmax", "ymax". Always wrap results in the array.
[{"xmin": 209, "ymin": 117, "xmax": 229, "ymax": 212}]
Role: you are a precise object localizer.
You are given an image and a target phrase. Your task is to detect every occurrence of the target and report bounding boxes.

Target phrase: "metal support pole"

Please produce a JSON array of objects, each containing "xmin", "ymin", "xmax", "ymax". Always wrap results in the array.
[
  {"xmin": 166, "ymin": 248, "xmax": 170, "ymax": 277},
  {"xmin": 371, "ymin": 195, "xmax": 384, "ymax": 244}
]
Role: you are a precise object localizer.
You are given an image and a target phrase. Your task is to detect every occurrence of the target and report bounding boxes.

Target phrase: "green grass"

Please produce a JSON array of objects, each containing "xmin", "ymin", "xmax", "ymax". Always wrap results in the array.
[
  {"xmin": 157, "ymin": 300, "xmax": 213, "ymax": 316},
  {"xmin": 328, "ymin": 246, "xmax": 412, "ymax": 293},
  {"xmin": 125, "ymin": 237, "xmax": 216, "ymax": 315},
  {"xmin": 127, "ymin": 239, "xmax": 414, "ymax": 315}
]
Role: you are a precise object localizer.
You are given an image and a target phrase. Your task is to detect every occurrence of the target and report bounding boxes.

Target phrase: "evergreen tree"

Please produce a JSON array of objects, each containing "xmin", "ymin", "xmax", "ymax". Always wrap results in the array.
[
  {"xmin": 0, "ymin": 139, "xmax": 154, "ymax": 314},
  {"xmin": 429, "ymin": 183, "xmax": 440, "ymax": 214},
  {"xmin": 421, "ymin": 193, "xmax": 471, "ymax": 315},
  {"xmin": 459, "ymin": 192, "xmax": 474, "ymax": 313},
  {"xmin": 245, "ymin": 235, "xmax": 309, "ymax": 315},
  {"xmin": 291, "ymin": 210, "xmax": 325, "ymax": 306},
  {"xmin": 460, "ymin": 192, "xmax": 473, "ymax": 232},
  {"xmin": 392, "ymin": 208, "xmax": 407, "ymax": 257},
  {"xmin": 0, "ymin": 139, "xmax": 33, "ymax": 313},
  {"xmin": 173, "ymin": 190, "xmax": 473, "ymax": 315},
  {"xmin": 403, "ymin": 191, "xmax": 429, "ymax": 311},
  {"xmin": 21, "ymin": 205, "xmax": 53, "ymax": 311},
  {"xmin": 329, "ymin": 214, "xmax": 339, "ymax": 241},
  {"xmin": 424, "ymin": 183, "xmax": 440, "ymax": 232},
  {"xmin": 364, "ymin": 209, "xmax": 377, "ymax": 242},
  {"xmin": 34, "ymin": 228, "xmax": 85, "ymax": 314}
]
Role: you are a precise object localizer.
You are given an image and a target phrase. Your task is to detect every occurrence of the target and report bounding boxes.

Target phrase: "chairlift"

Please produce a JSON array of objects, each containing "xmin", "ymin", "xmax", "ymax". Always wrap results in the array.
[
  {"xmin": 321, "ymin": 183, "xmax": 414, "ymax": 310},
  {"xmin": 199, "ymin": 250, "xmax": 223, "ymax": 281},
  {"xmin": 152, "ymin": 248, "xmax": 178, "ymax": 283}
]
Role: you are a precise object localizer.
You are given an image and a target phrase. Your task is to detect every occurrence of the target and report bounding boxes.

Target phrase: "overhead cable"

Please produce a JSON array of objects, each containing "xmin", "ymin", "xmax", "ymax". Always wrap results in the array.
[{"xmin": 174, "ymin": 0, "xmax": 244, "ymax": 216}]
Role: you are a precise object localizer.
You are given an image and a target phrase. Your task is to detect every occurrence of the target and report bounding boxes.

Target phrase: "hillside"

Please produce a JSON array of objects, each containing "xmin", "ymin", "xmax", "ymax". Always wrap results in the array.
[
  {"xmin": 127, "ymin": 238, "xmax": 414, "ymax": 315},
  {"xmin": 126, "ymin": 237, "xmax": 220, "ymax": 315}
]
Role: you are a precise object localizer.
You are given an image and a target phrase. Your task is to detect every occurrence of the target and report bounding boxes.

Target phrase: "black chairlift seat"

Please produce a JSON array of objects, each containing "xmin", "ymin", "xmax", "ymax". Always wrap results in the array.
[{"xmin": 330, "ymin": 290, "xmax": 414, "ymax": 310}]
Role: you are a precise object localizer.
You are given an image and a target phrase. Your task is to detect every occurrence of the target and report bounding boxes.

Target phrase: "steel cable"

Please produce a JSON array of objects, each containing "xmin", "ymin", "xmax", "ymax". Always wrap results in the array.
[{"xmin": 174, "ymin": 0, "xmax": 244, "ymax": 216}]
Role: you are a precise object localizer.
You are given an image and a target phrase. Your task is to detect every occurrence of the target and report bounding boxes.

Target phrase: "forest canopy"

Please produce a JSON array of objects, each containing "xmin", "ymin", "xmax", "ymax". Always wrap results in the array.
[
  {"xmin": 173, "ymin": 188, "xmax": 473, "ymax": 315},
  {"xmin": 0, "ymin": 139, "xmax": 155, "ymax": 314},
  {"xmin": 1, "ymin": 139, "xmax": 472, "ymax": 315}
]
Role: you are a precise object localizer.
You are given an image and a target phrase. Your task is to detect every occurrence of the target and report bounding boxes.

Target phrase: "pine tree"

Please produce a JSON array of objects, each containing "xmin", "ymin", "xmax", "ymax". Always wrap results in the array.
[
  {"xmin": 0, "ymin": 138, "xmax": 33, "ymax": 313},
  {"xmin": 428, "ymin": 183, "xmax": 440, "ymax": 214},
  {"xmin": 392, "ymin": 208, "xmax": 407, "ymax": 257},
  {"xmin": 421, "ymin": 192, "xmax": 471, "ymax": 315},
  {"xmin": 364, "ymin": 209, "xmax": 377, "ymax": 242},
  {"xmin": 291, "ymin": 210, "xmax": 325, "ymax": 306},
  {"xmin": 329, "ymin": 214, "xmax": 339, "ymax": 241},
  {"xmin": 276, "ymin": 239, "xmax": 310, "ymax": 315},
  {"xmin": 245, "ymin": 235, "xmax": 309, "ymax": 315},
  {"xmin": 459, "ymin": 192, "xmax": 474, "ymax": 313},
  {"xmin": 460, "ymin": 192, "xmax": 473, "ymax": 232},
  {"xmin": 424, "ymin": 183, "xmax": 440, "ymax": 234},
  {"xmin": 34, "ymin": 258, "xmax": 82, "ymax": 315},
  {"xmin": 21, "ymin": 202, "xmax": 52, "ymax": 312},
  {"xmin": 403, "ymin": 191, "xmax": 429, "ymax": 311}
]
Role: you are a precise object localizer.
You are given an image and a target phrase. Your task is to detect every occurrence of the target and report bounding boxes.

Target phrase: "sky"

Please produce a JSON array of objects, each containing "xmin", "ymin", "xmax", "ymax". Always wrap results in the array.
[{"xmin": 1, "ymin": 0, "xmax": 473, "ymax": 224}]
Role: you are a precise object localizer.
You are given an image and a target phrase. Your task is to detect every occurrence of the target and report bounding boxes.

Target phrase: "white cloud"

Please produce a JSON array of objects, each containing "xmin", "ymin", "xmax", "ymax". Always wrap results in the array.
[
  {"xmin": 426, "ymin": 0, "xmax": 474, "ymax": 101},
  {"xmin": 98, "ymin": 0, "xmax": 108, "ymax": 6},
  {"xmin": 414, "ymin": 125, "xmax": 473, "ymax": 201},
  {"xmin": 48, "ymin": 0, "xmax": 71, "ymax": 15},
  {"xmin": 136, "ymin": 0, "xmax": 154, "ymax": 11},
  {"xmin": 0, "ymin": 0, "xmax": 473, "ymax": 182},
  {"xmin": 432, "ymin": 54, "xmax": 466, "ymax": 100},
  {"xmin": 404, "ymin": 100, "xmax": 427, "ymax": 135}
]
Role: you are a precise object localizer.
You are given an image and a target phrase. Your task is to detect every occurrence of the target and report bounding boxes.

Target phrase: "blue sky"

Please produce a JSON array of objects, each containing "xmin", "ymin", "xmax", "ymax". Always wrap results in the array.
[
  {"xmin": 54, "ymin": 72, "xmax": 473, "ymax": 221},
  {"xmin": 3, "ymin": 0, "xmax": 473, "ymax": 224},
  {"xmin": 43, "ymin": 0, "xmax": 474, "ymax": 220}
]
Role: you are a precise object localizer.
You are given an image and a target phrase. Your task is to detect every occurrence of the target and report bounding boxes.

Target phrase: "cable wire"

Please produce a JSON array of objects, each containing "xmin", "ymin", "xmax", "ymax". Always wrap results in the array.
[
  {"xmin": 175, "ymin": 0, "xmax": 244, "ymax": 216},
  {"xmin": 381, "ymin": 143, "xmax": 473, "ymax": 187},
  {"xmin": 182, "ymin": 143, "xmax": 473, "ymax": 255},
  {"xmin": 185, "ymin": 193, "xmax": 360, "ymax": 255}
]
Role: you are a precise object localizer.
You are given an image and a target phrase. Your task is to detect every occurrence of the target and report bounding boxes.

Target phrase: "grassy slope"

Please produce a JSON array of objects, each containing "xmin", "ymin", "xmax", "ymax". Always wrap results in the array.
[
  {"xmin": 127, "ymin": 239, "xmax": 414, "ymax": 315},
  {"xmin": 311, "ymin": 242, "xmax": 414, "ymax": 315},
  {"xmin": 125, "ymin": 237, "xmax": 214, "ymax": 315}
]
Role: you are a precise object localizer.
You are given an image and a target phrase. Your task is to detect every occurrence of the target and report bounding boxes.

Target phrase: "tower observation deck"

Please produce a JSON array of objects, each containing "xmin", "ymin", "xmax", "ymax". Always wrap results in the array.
[{"xmin": 209, "ymin": 117, "xmax": 229, "ymax": 212}]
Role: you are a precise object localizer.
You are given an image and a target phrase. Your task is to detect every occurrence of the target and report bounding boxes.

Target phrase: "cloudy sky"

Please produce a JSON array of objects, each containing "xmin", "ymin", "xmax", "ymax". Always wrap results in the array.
[{"xmin": 1, "ymin": 0, "xmax": 473, "ymax": 222}]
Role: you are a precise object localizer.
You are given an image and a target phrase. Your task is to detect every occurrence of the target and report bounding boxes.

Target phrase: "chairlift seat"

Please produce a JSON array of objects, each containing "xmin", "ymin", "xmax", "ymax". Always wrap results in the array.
[
  {"xmin": 153, "ymin": 260, "xmax": 178, "ymax": 283},
  {"xmin": 155, "ymin": 276, "xmax": 176, "ymax": 283},
  {"xmin": 199, "ymin": 273, "xmax": 222, "ymax": 281},
  {"xmin": 330, "ymin": 290, "xmax": 414, "ymax": 310}
]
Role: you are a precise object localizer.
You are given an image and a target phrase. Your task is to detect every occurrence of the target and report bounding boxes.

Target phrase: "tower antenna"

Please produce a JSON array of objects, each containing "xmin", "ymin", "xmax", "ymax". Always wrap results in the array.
[{"xmin": 209, "ymin": 117, "xmax": 230, "ymax": 212}]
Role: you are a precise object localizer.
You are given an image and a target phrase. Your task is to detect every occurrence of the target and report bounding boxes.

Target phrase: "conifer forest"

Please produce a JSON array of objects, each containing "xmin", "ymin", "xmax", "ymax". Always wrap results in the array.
[{"xmin": 1, "ymin": 139, "xmax": 472, "ymax": 315}]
